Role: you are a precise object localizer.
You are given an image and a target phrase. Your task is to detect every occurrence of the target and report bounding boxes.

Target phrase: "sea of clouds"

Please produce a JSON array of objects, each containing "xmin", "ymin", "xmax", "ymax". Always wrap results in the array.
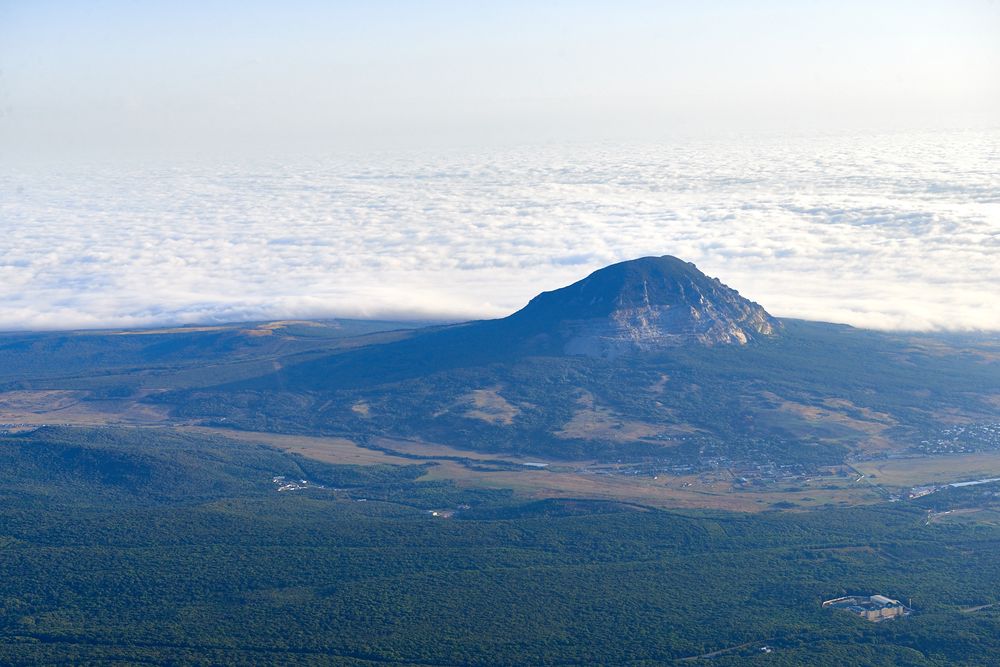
[{"xmin": 1, "ymin": 129, "xmax": 997, "ymax": 332}]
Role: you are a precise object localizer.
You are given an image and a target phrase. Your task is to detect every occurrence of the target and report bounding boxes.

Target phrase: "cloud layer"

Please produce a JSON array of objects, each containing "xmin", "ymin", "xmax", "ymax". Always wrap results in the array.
[{"xmin": 1, "ymin": 129, "xmax": 998, "ymax": 332}]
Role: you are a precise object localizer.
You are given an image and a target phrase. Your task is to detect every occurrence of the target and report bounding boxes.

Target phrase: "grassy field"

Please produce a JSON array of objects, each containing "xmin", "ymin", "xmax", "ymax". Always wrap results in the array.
[
  {"xmin": 3, "ymin": 387, "xmax": 996, "ymax": 513},
  {"xmin": 371, "ymin": 435, "xmax": 565, "ymax": 463},
  {"xmin": 195, "ymin": 427, "xmax": 885, "ymax": 511},
  {"xmin": 416, "ymin": 459, "xmax": 884, "ymax": 511},
  {"xmin": 185, "ymin": 427, "xmax": 414, "ymax": 466},
  {"xmin": 855, "ymin": 453, "xmax": 1000, "ymax": 488},
  {"xmin": 0, "ymin": 390, "xmax": 171, "ymax": 426},
  {"xmin": 136, "ymin": 426, "xmax": 895, "ymax": 511}
]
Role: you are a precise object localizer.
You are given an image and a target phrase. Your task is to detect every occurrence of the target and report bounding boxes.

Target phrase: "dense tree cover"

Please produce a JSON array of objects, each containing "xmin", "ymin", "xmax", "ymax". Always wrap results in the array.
[
  {"xmin": 913, "ymin": 482, "xmax": 1000, "ymax": 512},
  {"xmin": 2, "ymin": 428, "xmax": 1000, "ymax": 664}
]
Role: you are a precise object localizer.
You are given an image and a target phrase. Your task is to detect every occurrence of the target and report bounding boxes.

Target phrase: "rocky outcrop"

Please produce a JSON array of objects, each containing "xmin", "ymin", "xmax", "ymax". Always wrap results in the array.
[{"xmin": 504, "ymin": 255, "xmax": 780, "ymax": 356}]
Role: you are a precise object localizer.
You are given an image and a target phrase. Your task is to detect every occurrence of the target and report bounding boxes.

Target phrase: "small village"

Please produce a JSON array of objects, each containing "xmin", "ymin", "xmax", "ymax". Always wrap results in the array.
[{"xmin": 911, "ymin": 422, "xmax": 1000, "ymax": 455}]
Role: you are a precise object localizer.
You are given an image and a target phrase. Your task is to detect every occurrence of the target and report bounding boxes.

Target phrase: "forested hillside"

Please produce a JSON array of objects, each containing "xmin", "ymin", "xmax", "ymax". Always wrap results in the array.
[{"xmin": 3, "ymin": 427, "xmax": 1000, "ymax": 665}]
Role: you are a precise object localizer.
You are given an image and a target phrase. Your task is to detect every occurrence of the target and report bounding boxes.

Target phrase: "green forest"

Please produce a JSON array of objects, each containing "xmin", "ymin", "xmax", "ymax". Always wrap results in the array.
[{"xmin": 3, "ymin": 427, "xmax": 1000, "ymax": 665}]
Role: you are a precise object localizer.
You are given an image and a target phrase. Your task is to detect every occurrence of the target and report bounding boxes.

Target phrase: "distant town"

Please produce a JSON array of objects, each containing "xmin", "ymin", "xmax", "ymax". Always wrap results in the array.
[{"xmin": 911, "ymin": 423, "xmax": 1000, "ymax": 455}]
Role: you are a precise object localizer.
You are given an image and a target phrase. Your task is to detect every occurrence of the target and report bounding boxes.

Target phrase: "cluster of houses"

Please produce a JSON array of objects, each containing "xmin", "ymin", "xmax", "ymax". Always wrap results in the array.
[{"xmin": 913, "ymin": 422, "xmax": 1000, "ymax": 455}]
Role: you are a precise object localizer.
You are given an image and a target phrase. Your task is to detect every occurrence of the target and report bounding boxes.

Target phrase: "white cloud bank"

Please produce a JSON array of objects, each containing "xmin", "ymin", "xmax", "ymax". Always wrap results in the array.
[{"xmin": 1, "ymin": 129, "xmax": 998, "ymax": 332}]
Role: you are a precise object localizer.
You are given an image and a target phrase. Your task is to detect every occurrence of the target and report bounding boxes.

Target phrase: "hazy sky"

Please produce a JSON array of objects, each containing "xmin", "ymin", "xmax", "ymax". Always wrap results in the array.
[
  {"xmin": 0, "ymin": 2, "xmax": 998, "ymax": 332},
  {"xmin": 2, "ymin": 1, "xmax": 998, "ymax": 156}
]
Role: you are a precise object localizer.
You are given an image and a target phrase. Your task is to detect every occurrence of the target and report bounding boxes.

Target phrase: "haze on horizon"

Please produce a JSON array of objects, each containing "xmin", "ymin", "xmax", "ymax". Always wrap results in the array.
[
  {"xmin": 0, "ymin": 1, "xmax": 998, "ymax": 332},
  {"xmin": 3, "ymin": 1, "xmax": 999, "ymax": 155}
]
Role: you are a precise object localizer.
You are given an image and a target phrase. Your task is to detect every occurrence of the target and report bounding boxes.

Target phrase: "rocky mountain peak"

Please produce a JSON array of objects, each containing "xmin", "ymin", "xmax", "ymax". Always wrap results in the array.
[{"xmin": 505, "ymin": 255, "xmax": 780, "ymax": 356}]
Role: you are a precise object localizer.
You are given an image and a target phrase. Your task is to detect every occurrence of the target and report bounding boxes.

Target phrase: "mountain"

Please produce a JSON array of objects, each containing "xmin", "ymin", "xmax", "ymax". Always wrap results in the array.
[
  {"xmin": 4, "ymin": 301, "xmax": 1000, "ymax": 665},
  {"xmin": 209, "ymin": 256, "xmax": 781, "ymax": 387},
  {"xmin": 503, "ymin": 255, "xmax": 780, "ymax": 356},
  {"xmin": 145, "ymin": 256, "xmax": 999, "ymax": 464}
]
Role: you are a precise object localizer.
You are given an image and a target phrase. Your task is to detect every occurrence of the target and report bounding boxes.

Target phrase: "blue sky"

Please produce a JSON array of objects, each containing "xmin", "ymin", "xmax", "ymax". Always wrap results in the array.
[{"xmin": 2, "ymin": 1, "xmax": 998, "ymax": 156}]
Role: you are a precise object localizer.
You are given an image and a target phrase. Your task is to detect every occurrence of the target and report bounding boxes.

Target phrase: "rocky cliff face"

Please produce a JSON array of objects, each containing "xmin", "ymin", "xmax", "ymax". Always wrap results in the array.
[{"xmin": 504, "ymin": 255, "xmax": 780, "ymax": 356}]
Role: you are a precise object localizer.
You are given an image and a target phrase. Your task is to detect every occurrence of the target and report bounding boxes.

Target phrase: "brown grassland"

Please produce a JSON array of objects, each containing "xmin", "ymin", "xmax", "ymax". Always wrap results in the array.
[
  {"xmin": 3, "ymin": 388, "xmax": 998, "ymax": 512},
  {"xmin": 854, "ymin": 453, "xmax": 1000, "ymax": 488}
]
